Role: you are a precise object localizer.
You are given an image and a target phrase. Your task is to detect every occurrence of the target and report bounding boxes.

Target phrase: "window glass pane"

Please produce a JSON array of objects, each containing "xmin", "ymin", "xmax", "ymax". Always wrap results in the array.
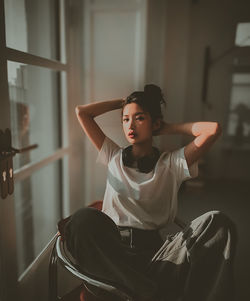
[
  {"xmin": 8, "ymin": 61, "xmax": 61, "ymax": 170},
  {"xmin": 14, "ymin": 160, "xmax": 61, "ymax": 277},
  {"xmin": 4, "ymin": 0, "xmax": 59, "ymax": 60},
  {"xmin": 235, "ymin": 23, "xmax": 250, "ymax": 47}
]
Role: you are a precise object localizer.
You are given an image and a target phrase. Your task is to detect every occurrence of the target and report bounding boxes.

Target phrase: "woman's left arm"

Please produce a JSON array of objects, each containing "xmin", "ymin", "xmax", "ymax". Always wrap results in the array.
[{"xmin": 155, "ymin": 121, "xmax": 222, "ymax": 167}]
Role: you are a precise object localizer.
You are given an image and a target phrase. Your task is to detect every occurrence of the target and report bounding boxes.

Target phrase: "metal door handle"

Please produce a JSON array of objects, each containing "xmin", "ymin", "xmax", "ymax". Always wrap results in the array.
[
  {"xmin": 0, "ymin": 129, "xmax": 38, "ymax": 199},
  {"xmin": 1, "ymin": 144, "xmax": 38, "ymax": 157},
  {"xmin": 12, "ymin": 144, "xmax": 38, "ymax": 153},
  {"xmin": 0, "ymin": 144, "xmax": 38, "ymax": 157}
]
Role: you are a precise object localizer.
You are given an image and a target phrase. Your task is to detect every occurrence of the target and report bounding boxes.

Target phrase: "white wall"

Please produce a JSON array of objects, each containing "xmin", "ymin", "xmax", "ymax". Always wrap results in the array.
[
  {"xmin": 183, "ymin": 0, "xmax": 250, "ymax": 180},
  {"xmin": 160, "ymin": 0, "xmax": 191, "ymax": 151},
  {"xmin": 81, "ymin": 0, "xmax": 148, "ymax": 205}
]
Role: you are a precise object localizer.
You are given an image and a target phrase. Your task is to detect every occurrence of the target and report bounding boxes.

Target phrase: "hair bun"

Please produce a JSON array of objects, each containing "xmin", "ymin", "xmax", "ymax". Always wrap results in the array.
[{"xmin": 144, "ymin": 84, "xmax": 164, "ymax": 104}]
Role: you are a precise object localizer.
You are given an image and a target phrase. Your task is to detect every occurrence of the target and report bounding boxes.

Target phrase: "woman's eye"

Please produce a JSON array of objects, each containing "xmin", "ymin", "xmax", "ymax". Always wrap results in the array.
[
  {"xmin": 123, "ymin": 118, "xmax": 129, "ymax": 122},
  {"xmin": 136, "ymin": 116, "xmax": 144, "ymax": 121}
]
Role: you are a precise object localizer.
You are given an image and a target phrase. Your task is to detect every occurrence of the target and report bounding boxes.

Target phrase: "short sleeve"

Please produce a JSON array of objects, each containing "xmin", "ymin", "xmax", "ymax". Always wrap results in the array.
[
  {"xmin": 169, "ymin": 147, "xmax": 198, "ymax": 183},
  {"xmin": 96, "ymin": 136, "xmax": 120, "ymax": 166}
]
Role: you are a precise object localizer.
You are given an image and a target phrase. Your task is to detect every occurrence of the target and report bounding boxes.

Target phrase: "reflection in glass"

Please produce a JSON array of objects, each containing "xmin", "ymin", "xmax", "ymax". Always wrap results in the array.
[
  {"xmin": 15, "ymin": 160, "xmax": 61, "ymax": 277},
  {"xmin": 227, "ymin": 73, "xmax": 250, "ymax": 147},
  {"xmin": 4, "ymin": 0, "xmax": 59, "ymax": 60},
  {"xmin": 8, "ymin": 61, "xmax": 61, "ymax": 170}
]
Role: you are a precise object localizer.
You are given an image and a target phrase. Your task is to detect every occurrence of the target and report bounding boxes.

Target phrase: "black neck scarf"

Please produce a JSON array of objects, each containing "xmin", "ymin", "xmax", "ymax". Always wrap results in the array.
[{"xmin": 122, "ymin": 145, "xmax": 160, "ymax": 173}]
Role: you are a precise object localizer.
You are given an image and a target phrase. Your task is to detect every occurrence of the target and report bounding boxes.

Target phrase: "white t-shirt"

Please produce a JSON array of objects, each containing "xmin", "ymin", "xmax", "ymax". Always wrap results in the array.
[{"xmin": 96, "ymin": 137, "xmax": 198, "ymax": 230}]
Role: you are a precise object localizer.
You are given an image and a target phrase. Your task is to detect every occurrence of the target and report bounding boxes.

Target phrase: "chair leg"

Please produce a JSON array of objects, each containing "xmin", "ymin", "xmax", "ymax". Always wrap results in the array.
[{"xmin": 49, "ymin": 237, "xmax": 59, "ymax": 301}]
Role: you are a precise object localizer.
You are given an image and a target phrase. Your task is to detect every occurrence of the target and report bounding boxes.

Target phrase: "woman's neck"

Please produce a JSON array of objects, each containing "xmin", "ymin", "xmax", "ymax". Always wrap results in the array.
[{"xmin": 131, "ymin": 140, "xmax": 154, "ymax": 159}]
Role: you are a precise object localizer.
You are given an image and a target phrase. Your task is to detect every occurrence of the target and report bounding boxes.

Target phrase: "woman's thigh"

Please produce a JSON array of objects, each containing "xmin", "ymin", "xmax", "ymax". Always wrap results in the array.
[
  {"xmin": 146, "ymin": 211, "xmax": 237, "ymax": 300},
  {"xmin": 64, "ymin": 207, "xmax": 158, "ymax": 300}
]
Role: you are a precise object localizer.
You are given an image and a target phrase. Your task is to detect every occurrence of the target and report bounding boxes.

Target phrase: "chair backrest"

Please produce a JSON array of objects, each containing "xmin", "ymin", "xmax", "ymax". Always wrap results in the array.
[{"xmin": 88, "ymin": 200, "xmax": 103, "ymax": 211}]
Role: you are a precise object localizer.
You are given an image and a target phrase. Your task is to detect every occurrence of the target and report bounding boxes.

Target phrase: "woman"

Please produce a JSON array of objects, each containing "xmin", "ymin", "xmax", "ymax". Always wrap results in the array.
[{"xmin": 65, "ymin": 84, "xmax": 236, "ymax": 301}]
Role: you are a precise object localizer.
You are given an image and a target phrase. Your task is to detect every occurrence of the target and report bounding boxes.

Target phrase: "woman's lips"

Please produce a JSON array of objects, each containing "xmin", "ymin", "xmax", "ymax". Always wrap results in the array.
[{"xmin": 128, "ymin": 132, "xmax": 137, "ymax": 138}]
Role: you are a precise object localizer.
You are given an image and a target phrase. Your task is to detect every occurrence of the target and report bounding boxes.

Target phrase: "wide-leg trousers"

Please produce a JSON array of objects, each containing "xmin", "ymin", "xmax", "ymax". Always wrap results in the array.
[{"xmin": 65, "ymin": 208, "xmax": 237, "ymax": 301}]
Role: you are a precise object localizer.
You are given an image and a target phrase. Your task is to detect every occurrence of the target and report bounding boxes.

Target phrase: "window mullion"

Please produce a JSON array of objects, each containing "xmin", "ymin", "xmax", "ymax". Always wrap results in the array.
[
  {"xmin": 13, "ymin": 147, "xmax": 70, "ymax": 182},
  {"xmin": 6, "ymin": 47, "xmax": 67, "ymax": 71}
]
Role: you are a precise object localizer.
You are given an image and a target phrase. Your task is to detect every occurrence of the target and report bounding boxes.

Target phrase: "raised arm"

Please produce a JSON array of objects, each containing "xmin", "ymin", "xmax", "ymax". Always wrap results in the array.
[
  {"xmin": 155, "ymin": 121, "xmax": 222, "ymax": 167},
  {"xmin": 75, "ymin": 99, "xmax": 124, "ymax": 150}
]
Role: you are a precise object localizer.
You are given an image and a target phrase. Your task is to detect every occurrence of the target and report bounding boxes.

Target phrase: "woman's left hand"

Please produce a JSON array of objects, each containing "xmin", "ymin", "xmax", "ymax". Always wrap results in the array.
[{"xmin": 153, "ymin": 121, "xmax": 170, "ymax": 136}]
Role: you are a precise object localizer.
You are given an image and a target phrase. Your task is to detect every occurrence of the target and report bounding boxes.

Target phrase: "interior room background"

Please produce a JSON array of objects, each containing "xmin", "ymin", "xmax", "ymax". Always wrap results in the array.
[{"xmin": 0, "ymin": 0, "xmax": 249, "ymax": 300}]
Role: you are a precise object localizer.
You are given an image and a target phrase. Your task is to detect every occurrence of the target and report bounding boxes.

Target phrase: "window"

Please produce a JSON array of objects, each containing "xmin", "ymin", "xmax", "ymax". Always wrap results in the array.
[
  {"xmin": 227, "ymin": 73, "xmax": 250, "ymax": 148},
  {"xmin": 1, "ymin": 0, "xmax": 69, "ymax": 279}
]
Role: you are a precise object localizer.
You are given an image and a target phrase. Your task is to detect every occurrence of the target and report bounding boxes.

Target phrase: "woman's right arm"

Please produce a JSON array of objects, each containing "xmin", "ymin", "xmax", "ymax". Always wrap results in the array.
[{"xmin": 75, "ymin": 99, "xmax": 124, "ymax": 151}]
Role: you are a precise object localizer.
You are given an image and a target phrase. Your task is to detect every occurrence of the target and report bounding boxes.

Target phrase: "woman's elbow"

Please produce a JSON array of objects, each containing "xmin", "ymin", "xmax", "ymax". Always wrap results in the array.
[
  {"xmin": 75, "ymin": 106, "xmax": 94, "ymax": 121},
  {"xmin": 75, "ymin": 105, "xmax": 81, "ymax": 115},
  {"xmin": 75, "ymin": 105, "xmax": 87, "ymax": 117}
]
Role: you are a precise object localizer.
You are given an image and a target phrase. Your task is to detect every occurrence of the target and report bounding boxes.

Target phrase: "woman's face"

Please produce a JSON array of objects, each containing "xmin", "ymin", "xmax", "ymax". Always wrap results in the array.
[{"xmin": 122, "ymin": 103, "xmax": 154, "ymax": 144}]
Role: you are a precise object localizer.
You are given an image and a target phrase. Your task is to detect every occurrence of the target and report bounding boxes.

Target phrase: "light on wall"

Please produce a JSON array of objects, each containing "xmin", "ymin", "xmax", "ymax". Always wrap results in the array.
[
  {"xmin": 235, "ymin": 23, "xmax": 250, "ymax": 46},
  {"xmin": 201, "ymin": 22, "xmax": 250, "ymax": 104}
]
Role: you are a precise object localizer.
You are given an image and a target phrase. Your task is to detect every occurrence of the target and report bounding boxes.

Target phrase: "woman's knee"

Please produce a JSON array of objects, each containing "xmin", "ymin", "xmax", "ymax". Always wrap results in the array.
[
  {"xmin": 192, "ymin": 211, "xmax": 237, "ymax": 244},
  {"xmin": 185, "ymin": 211, "xmax": 237, "ymax": 260},
  {"xmin": 201, "ymin": 210, "xmax": 235, "ymax": 229},
  {"xmin": 193, "ymin": 210, "xmax": 232, "ymax": 226},
  {"xmin": 70, "ymin": 207, "xmax": 103, "ymax": 226},
  {"xmin": 67, "ymin": 207, "xmax": 119, "ymax": 237},
  {"xmin": 210, "ymin": 211, "xmax": 237, "ymax": 245}
]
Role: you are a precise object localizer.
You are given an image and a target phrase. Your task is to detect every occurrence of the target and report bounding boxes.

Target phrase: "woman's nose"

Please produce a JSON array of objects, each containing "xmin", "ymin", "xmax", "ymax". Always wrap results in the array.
[{"xmin": 129, "ymin": 119, "xmax": 135, "ymax": 129}]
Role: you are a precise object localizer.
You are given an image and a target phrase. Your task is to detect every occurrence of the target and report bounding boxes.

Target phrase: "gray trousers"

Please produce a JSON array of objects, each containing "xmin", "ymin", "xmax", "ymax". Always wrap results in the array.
[{"xmin": 65, "ymin": 208, "xmax": 237, "ymax": 301}]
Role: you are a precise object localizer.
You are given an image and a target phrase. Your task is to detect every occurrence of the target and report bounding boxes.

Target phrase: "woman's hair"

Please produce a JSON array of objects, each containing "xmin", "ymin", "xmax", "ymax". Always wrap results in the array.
[{"xmin": 122, "ymin": 84, "xmax": 166, "ymax": 122}]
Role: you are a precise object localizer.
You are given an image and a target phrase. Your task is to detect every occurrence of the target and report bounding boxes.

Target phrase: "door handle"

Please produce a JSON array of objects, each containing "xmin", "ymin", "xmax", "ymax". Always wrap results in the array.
[
  {"xmin": 12, "ymin": 144, "xmax": 38, "ymax": 153},
  {"xmin": 5, "ymin": 144, "xmax": 38, "ymax": 156},
  {"xmin": 0, "ymin": 129, "xmax": 38, "ymax": 199},
  {"xmin": 1, "ymin": 144, "xmax": 38, "ymax": 157}
]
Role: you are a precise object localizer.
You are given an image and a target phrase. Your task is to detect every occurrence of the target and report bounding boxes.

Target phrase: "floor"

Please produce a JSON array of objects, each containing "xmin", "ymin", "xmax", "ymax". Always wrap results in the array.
[{"xmin": 178, "ymin": 179, "xmax": 250, "ymax": 300}]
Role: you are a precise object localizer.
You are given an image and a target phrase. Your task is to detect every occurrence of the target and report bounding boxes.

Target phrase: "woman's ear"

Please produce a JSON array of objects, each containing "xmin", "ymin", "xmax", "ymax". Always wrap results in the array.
[{"xmin": 152, "ymin": 118, "xmax": 162, "ymax": 132}]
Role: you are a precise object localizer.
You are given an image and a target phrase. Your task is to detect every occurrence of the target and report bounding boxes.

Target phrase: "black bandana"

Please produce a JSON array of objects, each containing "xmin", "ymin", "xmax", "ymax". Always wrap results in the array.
[{"xmin": 122, "ymin": 145, "xmax": 160, "ymax": 173}]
